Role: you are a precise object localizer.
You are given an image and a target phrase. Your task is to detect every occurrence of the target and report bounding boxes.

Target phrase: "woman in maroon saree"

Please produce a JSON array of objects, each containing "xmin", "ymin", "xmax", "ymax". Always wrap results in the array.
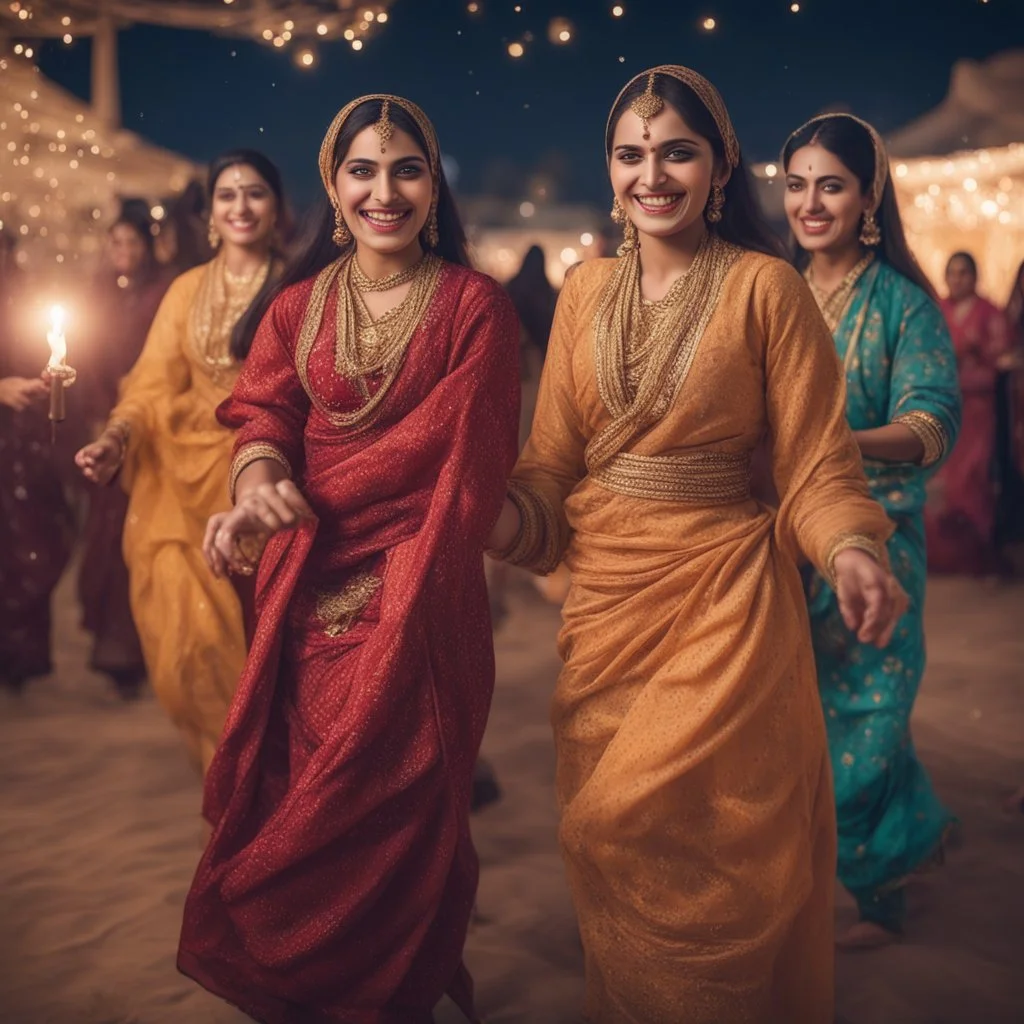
[
  {"xmin": 926, "ymin": 251, "xmax": 1008, "ymax": 574},
  {"xmin": 77, "ymin": 212, "xmax": 172, "ymax": 697},
  {"xmin": 0, "ymin": 235, "xmax": 75, "ymax": 692},
  {"xmin": 178, "ymin": 96, "xmax": 520, "ymax": 1023}
]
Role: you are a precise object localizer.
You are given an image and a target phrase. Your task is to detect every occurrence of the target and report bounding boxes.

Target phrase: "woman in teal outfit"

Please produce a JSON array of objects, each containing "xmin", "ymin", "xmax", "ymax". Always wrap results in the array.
[{"xmin": 782, "ymin": 113, "xmax": 961, "ymax": 949}]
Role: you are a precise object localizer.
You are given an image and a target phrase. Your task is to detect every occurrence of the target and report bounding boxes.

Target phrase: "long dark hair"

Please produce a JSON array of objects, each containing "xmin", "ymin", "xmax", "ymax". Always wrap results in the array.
[
  {"xmin": 782, "ymin": 117, "xmax": 935, "ymax": 299},
  {"xmin": 233, "ymin": 99, "xmax": 470, "ymax": 360},
  {"xmin": 605, "ymin": 74, "xmax": 785, "ymax": 259},
  {"xmin": 203, "ymin": 149, "xmax": 289, "ymax": 360}
]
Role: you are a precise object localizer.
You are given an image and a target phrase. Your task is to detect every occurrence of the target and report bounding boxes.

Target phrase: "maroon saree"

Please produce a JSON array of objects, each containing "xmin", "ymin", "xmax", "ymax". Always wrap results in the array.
[{"xmin": 178, "ymin": 262, "xmax": 520, "ymax": 1024}]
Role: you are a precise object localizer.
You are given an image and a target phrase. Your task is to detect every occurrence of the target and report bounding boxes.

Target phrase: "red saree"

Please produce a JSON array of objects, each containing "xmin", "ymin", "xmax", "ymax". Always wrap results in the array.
[
  {"xmin": 178, "ymin": 262, "xmax": 520, "ymax": 1024},
  {"xmin": 927, "ymin": 295, "xmax": 1008, "ymax": 573}
]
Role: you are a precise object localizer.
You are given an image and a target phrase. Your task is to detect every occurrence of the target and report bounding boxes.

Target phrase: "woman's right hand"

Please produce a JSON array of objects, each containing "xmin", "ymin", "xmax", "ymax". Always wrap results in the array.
[
  {"xmin": 75, "ymin": 432, "xmax": 124, "ymax": 486},
  {"xmin": 0, "ymin": 375, "xmax": 48, "ymax": 412},
  {"xmin": 204, "ymin": 480, "xmax": 313, "ymax": 578}
]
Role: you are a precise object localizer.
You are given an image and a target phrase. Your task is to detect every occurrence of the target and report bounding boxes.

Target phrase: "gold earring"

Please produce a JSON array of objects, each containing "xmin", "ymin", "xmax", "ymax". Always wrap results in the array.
[
  {"xmin": 207, "ymin": 218, "xmax": 221, "ymax": 249},
  {"xmin": 424, "ymin": 198, "xmax": 439, "ymax": 248},
  {"xmin": 611, "ymin": 197, "xmax": 638, "ymax": 255},
  {"xmin": 332, "ymin": 205, "xmax": 351, "ymax": 247},
  {"xmin": 705, "ymin": 184, "xmax": 725, "ymax": 224},
  {"xmin": 860, "ymin": 211, "xmax": 881, "ymax": 247}
]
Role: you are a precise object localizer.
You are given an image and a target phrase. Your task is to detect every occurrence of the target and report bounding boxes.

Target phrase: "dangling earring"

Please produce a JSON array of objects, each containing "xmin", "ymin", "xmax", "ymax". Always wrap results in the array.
[
  {"xmin": 424, "ymin": 198, "xmax": 439, "ymax": 248},
  {"xmin": 332, "ymin": 205, "xmax": 351, "ymax": 247},
  {"xmin": 859, "ymin": 211, "xmax": 881, "ymax": 247},
  {"xmin": 705, "ymin": 184, "xmax": 725, "ymax": 224},
  {"xmin": 207, "ymin": 217, "xmax": 221, "ymax": 249},
  {"xmin": 610, "ymin": 196, "xmax": 638, "ymax": 256}
]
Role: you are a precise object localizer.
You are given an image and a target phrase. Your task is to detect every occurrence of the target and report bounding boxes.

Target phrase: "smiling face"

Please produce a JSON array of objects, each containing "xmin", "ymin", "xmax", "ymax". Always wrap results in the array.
[
  {"xmin": 608, "ymin": 102, "xmax": 723, "ymax": 244},
  {"xmin": 784, "ymin": 143, "xmax": 871, "ymax": 256},
  {"xmin": 209, "ymin": 163, "xmax": 278, "ymax": 251},
  {"xmin": 334, "ymin": 125, "xmax": 433, "ymax": 258}
]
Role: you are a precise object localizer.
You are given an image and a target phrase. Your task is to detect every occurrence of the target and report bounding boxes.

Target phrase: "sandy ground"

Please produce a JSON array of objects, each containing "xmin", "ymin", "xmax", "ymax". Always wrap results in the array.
[{"xmin": 1, "ymin": 566, "xmax": 1022, "ymax": 1024}]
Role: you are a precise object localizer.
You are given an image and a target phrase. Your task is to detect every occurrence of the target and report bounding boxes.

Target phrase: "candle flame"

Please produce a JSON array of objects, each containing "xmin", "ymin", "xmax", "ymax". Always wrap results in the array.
[{"xmin": 47, "ymin": 304, "xmax": 67, "ymax": 368}]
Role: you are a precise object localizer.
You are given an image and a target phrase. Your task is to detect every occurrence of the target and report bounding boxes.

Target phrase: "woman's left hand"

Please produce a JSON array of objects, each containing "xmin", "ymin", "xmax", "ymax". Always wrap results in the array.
[{"xmin": 833, "ymin": 548, "xmax": 908, "ymax": 649}]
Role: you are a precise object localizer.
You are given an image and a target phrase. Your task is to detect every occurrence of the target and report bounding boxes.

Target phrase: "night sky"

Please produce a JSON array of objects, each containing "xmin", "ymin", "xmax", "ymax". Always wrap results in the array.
[{"xmin": 36, "ymin": 0, "xmax": 1024, "ymax": 210}]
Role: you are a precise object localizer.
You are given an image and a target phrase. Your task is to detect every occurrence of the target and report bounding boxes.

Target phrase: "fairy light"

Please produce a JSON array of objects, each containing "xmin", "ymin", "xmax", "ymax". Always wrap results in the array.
[
  {"xmin": 790, "ymin": 2, "xmax": 800, "ymax": 11},
  {"xmin": 612, "ymin": 5, "xmax": 625, "ymax": 15},
  {"xmin": 316, "ymin": 22, "xmax": 328, "ymax": 35},
  {"xmin": 508, "ymin": 41, "xmax": 525, "ymax": 57},
  {"xmin": 351, "ymin": 39, "xmax": 363, "ymax": 50},
  {"xmin": 702, "ymin": 16, "xmax": 716, "ymax": 31}
]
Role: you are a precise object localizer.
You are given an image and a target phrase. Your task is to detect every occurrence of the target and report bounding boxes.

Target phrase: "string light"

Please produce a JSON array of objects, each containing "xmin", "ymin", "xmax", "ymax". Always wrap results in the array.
[
  {"xmin": 702, "ymin": 16, "xmax": 717, "ymax": 31},
  {"xmin": 297, "ymin": 48, "xmax": 316, "ymax": 68},
  {"xmin": 790, "ymin": 2, "xmax": 800, "ymax": 11},
  {"xmin": 508, "ymin": 41, "xmax": 525, "ymax": 57},
  {"xmin": 612, "ymin": 5, "xmax": 625, "ymax": 16},
  {"xmin": 351, "ymin": 39, "xmax": 363, "ymax": 50}
]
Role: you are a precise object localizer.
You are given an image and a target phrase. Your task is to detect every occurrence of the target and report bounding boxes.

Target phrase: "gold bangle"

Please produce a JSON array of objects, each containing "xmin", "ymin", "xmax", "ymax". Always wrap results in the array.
[
  {"xmin": 486, "ymin": 479, "xmax": 563, "ymax": 574},
  {"xmin": 229, "ymin": 441, "xmax": 292, "ymax": 502},
  {"xmin": 104, "ymin": 418, "xmax": 131, "ymax": 472},
  {"xmin": 824, "ymin": 532, "xmax": 887, "ymax": 588},
  {"xmin": 892, "ymin": 410, "xmax": 947, "ymax": 468}
]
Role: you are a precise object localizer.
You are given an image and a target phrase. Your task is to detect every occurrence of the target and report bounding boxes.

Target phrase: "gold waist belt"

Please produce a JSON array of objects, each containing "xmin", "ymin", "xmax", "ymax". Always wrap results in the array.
[{"xmin": 590, "ymin": 450, "xmax": 751, "ymax": 504}]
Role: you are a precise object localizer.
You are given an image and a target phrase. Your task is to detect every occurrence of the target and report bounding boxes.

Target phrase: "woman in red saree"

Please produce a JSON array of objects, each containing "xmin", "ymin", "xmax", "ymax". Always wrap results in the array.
[
  {"xmin": 178, "ymin": 96, "xmax": 520, "ymax": 1024},
  {"xmin": 926, "ymin": 251, "xmax": 1009, "ymax": 574}
]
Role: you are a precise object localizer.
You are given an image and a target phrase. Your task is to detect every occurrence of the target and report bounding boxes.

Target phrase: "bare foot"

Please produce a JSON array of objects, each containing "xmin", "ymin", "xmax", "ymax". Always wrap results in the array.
[
  {"xmin": 836, "ymin": 920, "xmax": 900, "ymax": 950},
  {"xmin": 1002, "ymin": 786, "xmax": 1024, "ymax": 815}
]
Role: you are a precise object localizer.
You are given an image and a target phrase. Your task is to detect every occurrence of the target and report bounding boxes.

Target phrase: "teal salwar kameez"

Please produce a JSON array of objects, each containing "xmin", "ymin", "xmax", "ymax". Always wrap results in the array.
[{"xmin": 807, "ymin": 258, "xmax": 962, "ymax": 931}]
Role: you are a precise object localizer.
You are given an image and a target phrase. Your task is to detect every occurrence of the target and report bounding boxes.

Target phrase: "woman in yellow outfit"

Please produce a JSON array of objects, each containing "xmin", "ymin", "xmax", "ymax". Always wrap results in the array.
[
  {"xmin": 487, "ymin": 67, "xmax": 907, "ymax": 1023},
  {"xmin": 76, "ymin": 150, "xmax": 286, "ymax": 775}
]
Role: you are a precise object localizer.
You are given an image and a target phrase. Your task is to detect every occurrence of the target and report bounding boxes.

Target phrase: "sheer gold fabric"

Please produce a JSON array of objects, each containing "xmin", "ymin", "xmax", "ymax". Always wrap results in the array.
[
  {"xmin": 111, "ymin": 263, "xmax": 247, "ymax": 773},
  {"xmin": 511, "ymin": 252, "xmax": 893, "ymax": 1023}
]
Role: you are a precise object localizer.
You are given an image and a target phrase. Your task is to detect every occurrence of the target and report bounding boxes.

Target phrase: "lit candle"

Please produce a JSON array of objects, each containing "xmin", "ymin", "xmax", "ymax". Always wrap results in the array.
[{"xmin": 44, "ymin": 304, "xmax": 76, "ymax": 442}]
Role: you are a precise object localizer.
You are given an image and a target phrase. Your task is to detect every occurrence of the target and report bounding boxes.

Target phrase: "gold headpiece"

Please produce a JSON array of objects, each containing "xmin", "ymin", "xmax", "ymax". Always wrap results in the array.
[
  {"xmin": 607, "ymin": 65, "xmax": 740, "ymax": 168},
  {"xmin": 318, "ymin": 94, "xmax": 442, "ymax": 247},
  {"xmin": 372, "ymin": 99, "xmax": 395, "ymax": 153},
  {"xmin": 783, "ymin": 112, "xmax": 889, "ymax": 216}
]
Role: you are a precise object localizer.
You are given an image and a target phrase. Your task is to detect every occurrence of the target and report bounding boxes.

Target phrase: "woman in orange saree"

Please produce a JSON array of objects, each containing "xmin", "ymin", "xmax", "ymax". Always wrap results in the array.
[
  {"xmin": 486, "ymin": 66, "xmax": 906, "ymax": 1024},
  {"xmin": 178, "ymin": 97, "xmax": 520, "ymax": 1024},
  {"xmin": 76, "ymin": 150, "xmax": 287, "ymax": 772}
]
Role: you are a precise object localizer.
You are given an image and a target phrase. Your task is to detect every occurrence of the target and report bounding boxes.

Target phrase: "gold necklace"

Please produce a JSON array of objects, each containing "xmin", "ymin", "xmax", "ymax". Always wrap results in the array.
[
  {"xmin": 223, "ymin": 263, "xmax": 262, "ymax": 288},
  {"xmin": 589, "ymin": 232, "xmax": 742, "ymax": 471},
  {"xmin": 334, "ymin": 252, "xmax": 443, "ymax": 414},
  {"xmin": 806, "ymin": 253, "xmax": 874, "ymax": 333},
  {"xmin": 350, "ymin": 254, "xmax": 426, "ymax": 293},
  {"xmin": 190, "ymin": 252, "xmax": 271, "ymax": 381}
]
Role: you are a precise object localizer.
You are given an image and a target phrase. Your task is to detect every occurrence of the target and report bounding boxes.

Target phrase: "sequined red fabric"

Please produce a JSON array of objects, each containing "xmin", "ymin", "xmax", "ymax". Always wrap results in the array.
[{"xmin": 178, "ymin": 263, "xmax": 520, "ymax": 1024}]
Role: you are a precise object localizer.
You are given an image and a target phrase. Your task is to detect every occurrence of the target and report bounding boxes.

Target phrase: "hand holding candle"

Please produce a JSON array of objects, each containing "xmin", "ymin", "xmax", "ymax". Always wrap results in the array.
[{"xmin": 43, "ymin": 304, "xmax": 77, "ymax": 443}]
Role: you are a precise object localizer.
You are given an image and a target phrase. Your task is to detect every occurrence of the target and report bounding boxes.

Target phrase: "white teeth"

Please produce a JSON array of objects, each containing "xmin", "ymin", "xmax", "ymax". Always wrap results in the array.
[
  {"xmin": 635, "ymin": 195, "xmax": 679, "ymax": 207},
  {"xmin": 363, "ymin": 210, "xmax": 408, "ymax": 223}
]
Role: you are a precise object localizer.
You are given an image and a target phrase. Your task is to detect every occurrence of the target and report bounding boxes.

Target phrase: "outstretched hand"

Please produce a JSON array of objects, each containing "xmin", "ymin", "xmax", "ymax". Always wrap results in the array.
[
  {"xmin": 833, "ymin": 548, "xmax": 908, "ymax": 649},
  {"xmin": 204, "ymin": 479, "xmax": 313, "ymax": 579}
]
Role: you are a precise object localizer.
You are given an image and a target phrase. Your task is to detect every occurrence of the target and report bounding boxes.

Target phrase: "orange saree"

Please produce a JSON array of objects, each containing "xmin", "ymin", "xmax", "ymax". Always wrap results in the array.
[{"xmin": 502, "ymin": 248, "xmax": 893, "ymax": 1023}]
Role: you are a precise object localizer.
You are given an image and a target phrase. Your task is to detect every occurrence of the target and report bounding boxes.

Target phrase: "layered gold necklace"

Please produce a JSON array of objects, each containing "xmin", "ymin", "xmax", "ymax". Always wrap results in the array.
[
  {"xmin": 191, "ymin": 251, "xmax": 271, "ymax": 383},
  {"xmin": 588, "ymin": 232, "xmax": 743, "ymax": 471},
  {"xmin": 805, "ymin": 252, "xmax": 874, "ymax": 333},
  {"xmin": 334, "ymin": 253, "xmax": 443, "ymax": 410}
]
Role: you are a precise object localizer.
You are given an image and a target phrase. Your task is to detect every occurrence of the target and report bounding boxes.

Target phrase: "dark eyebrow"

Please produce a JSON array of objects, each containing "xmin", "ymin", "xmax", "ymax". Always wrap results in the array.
[
  {"xmin": 613, "ymin": 137, "xmax": 701, "ymax": 154},
  {"xmin": 785, "ymin": 173, "xmax": 846, "ymax": 184},
  {"xmin": 344, "ymin": 154, "xmax": 428, "ymax": 168}
]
